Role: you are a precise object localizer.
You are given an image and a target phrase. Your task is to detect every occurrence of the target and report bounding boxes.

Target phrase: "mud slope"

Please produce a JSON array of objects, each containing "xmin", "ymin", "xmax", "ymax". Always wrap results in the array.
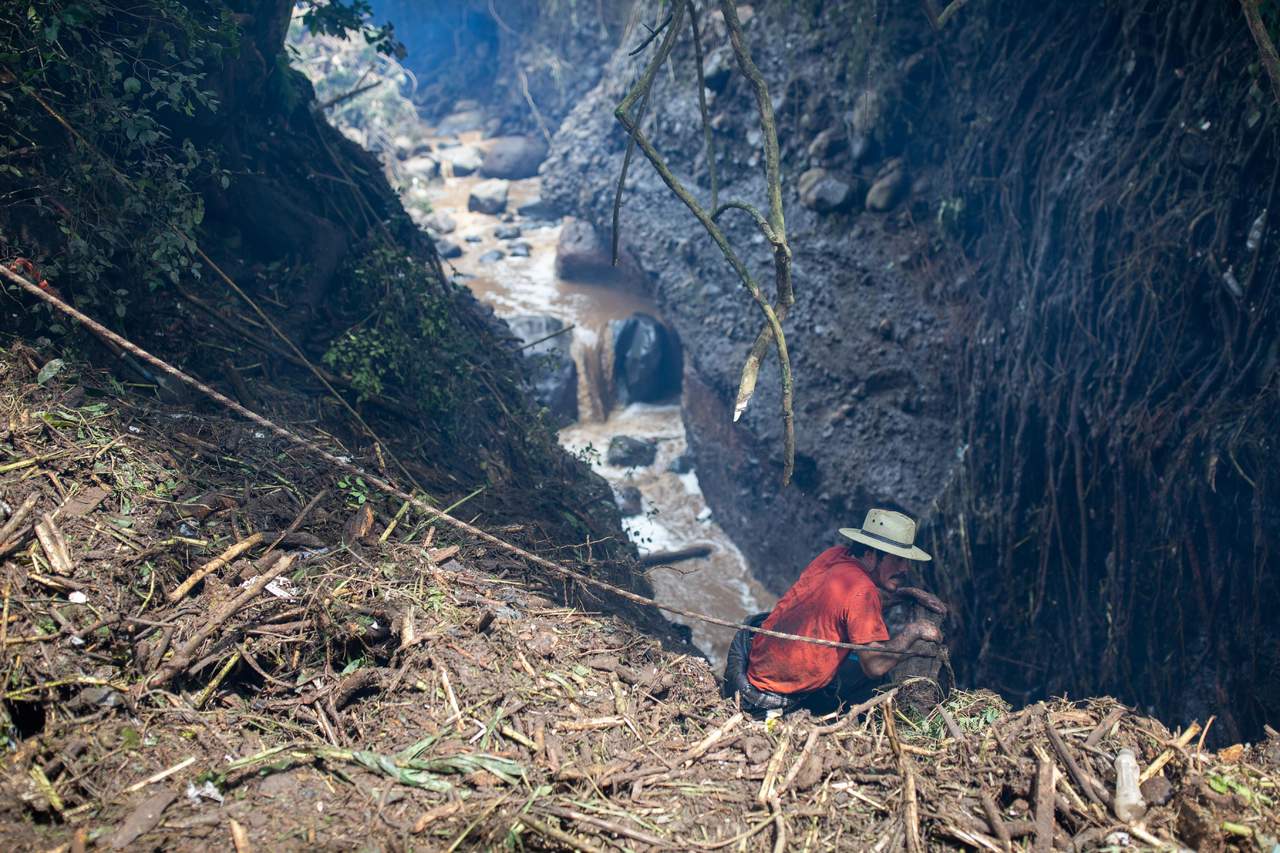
[{"xmin": 2, "ymin": 347, "xmax": 1277, "ymax": 850}]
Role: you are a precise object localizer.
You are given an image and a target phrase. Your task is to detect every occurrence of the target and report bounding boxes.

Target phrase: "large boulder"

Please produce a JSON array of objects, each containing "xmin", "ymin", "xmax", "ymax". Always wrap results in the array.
[
  {"xmin": 554, "ymin": 218, "xmax": 644, "ymax": 286},
  {"xmin": 609, "ymin": 313, "xmax": 682, "ymax": 404},
  {"xmin": 507, "ymin": 315, "xmax": 577, "ymax": 424},
  {"xmin": 468, "ymin": 180, "xmax": 509, "ymax": 215},
  {"xmin": 615, "ymin": 485, "xmax": 643, "ymax": 517},
  {"xmin": 866, "ymin": 158, "xmax": 908, "ymax": 212},
  {"xmin": 798, "ymin": 168, "xmax": 856, "ymax": 213},
  {"xmin": 607, "ymin": 435, "xmax": 657, "ymax": 467},
  {"xmin": 439, "ymin": 145, "xmax": 483, "ymax": 176},
  {"xmin": 517, "ymin": 196, "xmax": 562, "ymax": 220},
  {"xmin": 480, "ymin": 136, "xmax": 549, "ymax": 179}
]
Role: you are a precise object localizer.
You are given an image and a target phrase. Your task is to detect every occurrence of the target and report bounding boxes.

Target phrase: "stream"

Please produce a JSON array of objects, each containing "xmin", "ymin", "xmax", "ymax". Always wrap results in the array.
[{"xmin": 421, "ymin": 132, "xmax": 774, "ymax": 666}]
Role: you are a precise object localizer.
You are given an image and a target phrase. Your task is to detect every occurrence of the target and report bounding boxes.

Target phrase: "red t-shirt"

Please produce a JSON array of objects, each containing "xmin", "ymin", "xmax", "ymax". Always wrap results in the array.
[{"xmin": 746, "ymin": 546, "xmax": 889, "ymax": 694}]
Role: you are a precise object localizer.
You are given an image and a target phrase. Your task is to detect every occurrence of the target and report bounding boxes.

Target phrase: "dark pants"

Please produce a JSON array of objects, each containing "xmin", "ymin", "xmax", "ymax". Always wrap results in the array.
[{"xmin": 723, "ymin": 612, "xmax": 877, "ymax": 716}]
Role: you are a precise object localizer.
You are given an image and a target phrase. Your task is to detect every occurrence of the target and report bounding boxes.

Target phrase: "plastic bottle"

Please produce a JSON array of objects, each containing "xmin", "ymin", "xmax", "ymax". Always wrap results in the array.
[{"xmin": 1113, "ymin": 748, "xmax": 1147, "ymax": 822}]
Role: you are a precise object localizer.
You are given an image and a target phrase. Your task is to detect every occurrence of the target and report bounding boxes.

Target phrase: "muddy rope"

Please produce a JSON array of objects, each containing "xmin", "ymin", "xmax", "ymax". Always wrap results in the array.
[{"xmin": 0, "ymin": 263, "xmax": 934, "ymax": 659}]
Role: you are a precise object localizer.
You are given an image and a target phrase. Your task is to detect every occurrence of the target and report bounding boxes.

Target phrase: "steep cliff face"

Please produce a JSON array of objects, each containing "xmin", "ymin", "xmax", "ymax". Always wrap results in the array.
[
  {"xmin": 542, "ymin": 4, "xmax": 960, "ymax": 587},
  {"xmin": 540, "ymin": 1, "xmax": 1280, "ymax": 740}
]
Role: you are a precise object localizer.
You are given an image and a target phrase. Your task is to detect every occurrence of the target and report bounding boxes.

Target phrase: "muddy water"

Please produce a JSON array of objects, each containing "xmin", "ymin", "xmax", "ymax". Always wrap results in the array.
[{"xmin": 426, "ymin": 135, "xmax": 773, "ymax": 665}]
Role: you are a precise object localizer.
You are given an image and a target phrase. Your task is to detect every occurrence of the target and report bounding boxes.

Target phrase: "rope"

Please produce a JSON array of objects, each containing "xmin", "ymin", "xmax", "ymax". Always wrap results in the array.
[{"xmin": 2, "ymin": 273, "xmax": 934, "ymax": 660}]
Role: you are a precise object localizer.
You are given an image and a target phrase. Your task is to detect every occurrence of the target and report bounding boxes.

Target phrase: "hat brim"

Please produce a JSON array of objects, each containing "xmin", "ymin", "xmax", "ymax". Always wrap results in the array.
[{"xmin": 839, "ymin": 528, "xmax": 932, "ymax": 562}]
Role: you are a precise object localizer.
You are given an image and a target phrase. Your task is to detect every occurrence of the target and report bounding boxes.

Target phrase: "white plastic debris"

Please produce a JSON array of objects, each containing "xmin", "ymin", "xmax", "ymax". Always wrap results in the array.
[
  {"xmin": 68, "ymin": 590, "xmax": 88, "ymax": 604},
  {"xmin": 1222, "ymin": 267, "xmax": 1243, "ymax": 299},
  {"xmin": 1247, "ymin": 209, "xmax": 1267, "ymax": 253},
  {"xmin": 1113, "ymin": 748, "xmax": 1147, "ymax": 822},
  {"xmin": 263, "ymin": 577, "xmax": 299, "ymax": 600},
  {"xmin": 185, "ymin": 780, "xmax": 224, "ymax": 804}
]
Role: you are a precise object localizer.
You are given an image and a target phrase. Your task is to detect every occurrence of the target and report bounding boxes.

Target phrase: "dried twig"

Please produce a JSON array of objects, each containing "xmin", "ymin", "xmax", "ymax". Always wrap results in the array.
[
  {"xmin": 1032, "ymin": 752, "xmax": 1056, "ymax": 853},
  {"xmin": 147, "ymin": 553, "xmax": 296, "ymax": 687},
  {"xmin": 167, "ymin": 533, "xmax": 263, "ymax": 603},
  {"xmin": 1242, "ymin": 0, "xmax": 1280, "ymax": 109}
]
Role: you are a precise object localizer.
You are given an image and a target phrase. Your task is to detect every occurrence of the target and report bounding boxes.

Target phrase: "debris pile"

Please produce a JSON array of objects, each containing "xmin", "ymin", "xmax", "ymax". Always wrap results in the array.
[{"xmin": 1, "ymin": 345, "xmax": 1278, "ymax": 849}]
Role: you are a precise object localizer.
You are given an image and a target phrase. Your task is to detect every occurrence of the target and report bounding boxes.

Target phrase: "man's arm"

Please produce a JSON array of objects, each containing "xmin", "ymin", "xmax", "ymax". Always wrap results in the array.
[{"xmin": 857, "ymin": 621, "xmax": 942, "ymax": 678}]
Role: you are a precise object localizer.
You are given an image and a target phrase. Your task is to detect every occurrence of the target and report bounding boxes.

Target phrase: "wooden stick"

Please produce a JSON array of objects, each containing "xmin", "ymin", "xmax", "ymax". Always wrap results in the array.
[
  {"xmin": 980, "ymin": 789, "xmax": 1013, "ymax": 852},
  {"xmin": 123, "ymin": 756, "xmax": 196, "ymax": 793},
  {"xmin": 545, "ymin": 806, "xmax": 671, "ymax": 849},
  {"xmin": 638, "ymin": 544, "xmax": 714, "ymax": 567},
  {"xmin": 1032, "ymin": 753, "xmax": 1057, "ymax": 853},
  {"xmin": 520, "ymin": 815, "xmax": 607, "ymax": 853},
  {"xmin": 682, "ymin": 712, "xmax": 743, "ymax": 765},
  {"xmin": 167, "ymin": 533, "xmax": 263, "ymax": 603},
  {"xmin": 34, "ymin": 513, "xmax": 72, "ymax": 575},
  {"xmin": 1084, "ymin": 707, "xmax": 1125, "ymax": 748},
  {"xmin": 884, "ymin": 700, "xmax": 923, "ymax": 853},
  {"xmin": 939, "ymin": 707, "xmax": 966, "ymax": 742},
  {"xmin": 1139, "ymin": 722, "xmax": 1200, "ymax": 783},
  {"xmin": 1046, "ymin": 724, "xmax": 1104, "ymax": 806},
  {"xmin": 0, "ymin": 493, "xmax": 39, "ymax": 549},
  {"xmin": 757, "ymin": 723, "xmax": 792, "ymax": 805},
  {"xmin": 147, "ymin": 553, "xmax": 294, "ymax": 687},
  {"xmin": 229, "ymin": 818, "xmax": 252, "ymax": 853}
]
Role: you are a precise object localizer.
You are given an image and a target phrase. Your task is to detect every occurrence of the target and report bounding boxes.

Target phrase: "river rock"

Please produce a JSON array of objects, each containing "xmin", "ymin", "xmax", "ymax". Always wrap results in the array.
[
  {"xmin": 799, "ymin": 168, "xmax": 855, "ymax": 213},
  {"xmin": 468, "ymin": 180, "xmax": 509, "ymax": 215},
  {"xmin": 494, "ymin": 224, "xmax": 522, "ymax": 240},
  {"xmin": 807, "ymin": 127, "xmax": 849, "ymax": 163},
  {"xmin": 866, "ymin": 159, "xmax": 908, "ymax": 212},
  {"xmin": 425, "ymin": 213, "xmax": 456, "ymax": 235},
  {"xmin": 555, "ymin": 218, "xmax": 644, "ymax": 286},
  {"xmin": 507, "ymin": 315, "xmax": 577, "ymax": 424},
  {"xmin": 609, "ymin": 313, "xmax": 682, "ymax": 404},
  {"xmin": 517, "ymin": 197, "xmax": 561, "ymax": 220},
  {"xmin": 436, "ymin": 239, "xmax": 463, "ymax": 260},
  {"xmin": 849, "ymin": 89, "xmax": 884, "ymax": 138},
  {"xmin": 480, "ymin": 136, "xmax": 549, "ymax": 179},
  {"xmin": 607, "ymin": 435, "xmax": 657, "ymax": 468},
  {"xmin": 440, "ymin": 145, "xmax": 483, "ymax": 176},
  {"xmin": 703, "ymin": 45, "xmax": 734, "ymax": 92},
  {"xmin": 509, "ymin": 242, "xmax": 531, "ymax": 257},
  {"xmin": 478, "ymin": 249, "xmax": 505, "ymax": 263},
  {"xmin": 668, "ymin": 453, "xmax": 694, "ymax": 474},
  {"xmin": 401, "ymin": 155, "xmax": 439, "ymax": 180},
  {"xmin": 436, "ymin": 109, "xmax": 486, "ymax": 135},
  {"xmin": 615, "ymin": 485, "xmax": 643, "ymax": 517}
]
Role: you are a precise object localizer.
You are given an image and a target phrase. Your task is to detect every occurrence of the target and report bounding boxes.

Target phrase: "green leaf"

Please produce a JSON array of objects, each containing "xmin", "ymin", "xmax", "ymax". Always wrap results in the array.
[
  {"xmin": 123, "ymin": 76, "xmax": 141, "ymax": 94},
  {"xmin": 36, "ymin": 358, "xmax": 64, "ymax": 385}
]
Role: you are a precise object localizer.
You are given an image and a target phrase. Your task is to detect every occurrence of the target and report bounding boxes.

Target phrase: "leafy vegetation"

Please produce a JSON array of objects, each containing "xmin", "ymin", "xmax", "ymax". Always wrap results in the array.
[
  {"xmin": 0, "ymin": 0, "xmax": 234, "ymax": 317},
  {"xmin": 322, "ymin": 246, "xmax": 477, "ymax": 427}
]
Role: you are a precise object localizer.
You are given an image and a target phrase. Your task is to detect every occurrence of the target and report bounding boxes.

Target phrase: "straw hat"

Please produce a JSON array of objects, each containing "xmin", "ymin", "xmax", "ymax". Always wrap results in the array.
[{"xmin": 839, "ymin": 508, "xmax": 932, "ymax": 561}]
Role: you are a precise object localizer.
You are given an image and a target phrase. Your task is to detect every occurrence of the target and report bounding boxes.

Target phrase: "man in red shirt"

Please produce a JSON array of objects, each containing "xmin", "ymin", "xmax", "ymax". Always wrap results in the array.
[{"xmin": 724, "ymin": 508, "xmax": 945, "ymax": 713}]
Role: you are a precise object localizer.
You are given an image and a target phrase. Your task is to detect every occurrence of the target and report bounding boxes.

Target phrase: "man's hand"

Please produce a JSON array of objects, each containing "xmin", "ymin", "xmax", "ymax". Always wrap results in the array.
[
  {"xmin": 906, "ymin": 620, "xmax": 943, "ymax": 644},
  {"xmin": 896, "ymin": 586, "xmax": 948, "ymax": 616}
]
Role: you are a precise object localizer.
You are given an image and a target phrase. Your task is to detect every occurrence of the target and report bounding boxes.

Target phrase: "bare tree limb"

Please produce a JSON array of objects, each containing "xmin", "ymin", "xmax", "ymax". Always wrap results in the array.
[
  {"xmin": 612, "ymin": 0, "xmax": 797, "ymax": 484},
  {"xmin": 1242, "ymin": 0, "xmax": 1280, "ymax": 110}
]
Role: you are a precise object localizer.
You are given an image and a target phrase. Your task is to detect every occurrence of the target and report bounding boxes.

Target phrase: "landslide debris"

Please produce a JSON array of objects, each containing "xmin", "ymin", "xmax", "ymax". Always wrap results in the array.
[{"xmin": 2, "ymin": 346, "xmax": 1277, "ymax": 851}]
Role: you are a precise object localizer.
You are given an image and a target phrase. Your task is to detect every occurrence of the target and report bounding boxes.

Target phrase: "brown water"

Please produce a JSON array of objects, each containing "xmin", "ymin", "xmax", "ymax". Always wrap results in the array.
[{"xmin": 424, "ymin": 134, "xmax": 774, "ymax": 666}]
